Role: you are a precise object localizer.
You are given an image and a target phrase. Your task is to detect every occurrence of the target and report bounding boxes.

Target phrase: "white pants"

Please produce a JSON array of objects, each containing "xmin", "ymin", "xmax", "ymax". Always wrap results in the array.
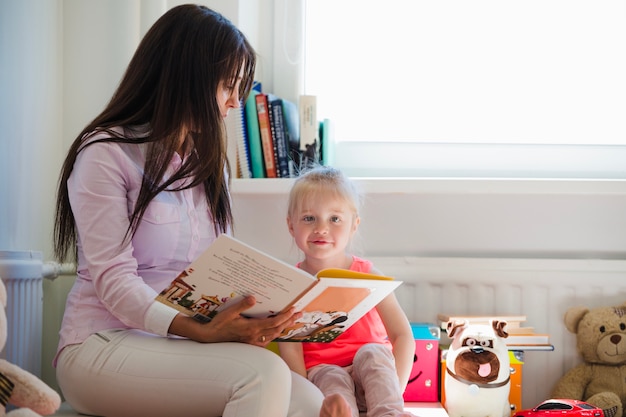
[{"xmin": 56, "ymin": 329, "xmax": 324, "ymax": 417}]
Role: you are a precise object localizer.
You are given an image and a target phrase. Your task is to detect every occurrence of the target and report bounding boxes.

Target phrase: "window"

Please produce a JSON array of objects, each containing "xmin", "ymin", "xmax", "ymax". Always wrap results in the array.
[{"xmin": 302, "ymin": 1, "xmax": 626, "ymax": 178}]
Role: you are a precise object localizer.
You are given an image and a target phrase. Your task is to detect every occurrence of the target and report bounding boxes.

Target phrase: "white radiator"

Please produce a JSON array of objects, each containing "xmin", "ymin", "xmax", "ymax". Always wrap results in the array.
[
  {"xmin": 369, "ymin": 256, "xmax": 626, "ymax": 409},
  {"xmin": 4, "ymin": 276, "xmax": 43, "ymax": 375},
  {"xmin": 0, "ymin": 250, "xmax": 44, "ymax": 377}
]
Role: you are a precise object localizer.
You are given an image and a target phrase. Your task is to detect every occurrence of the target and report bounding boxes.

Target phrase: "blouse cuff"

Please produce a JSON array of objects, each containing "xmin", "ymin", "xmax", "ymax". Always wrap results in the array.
[{"xmin": 144, "ymin": 301, "xmax": 179, "ymax": 336}]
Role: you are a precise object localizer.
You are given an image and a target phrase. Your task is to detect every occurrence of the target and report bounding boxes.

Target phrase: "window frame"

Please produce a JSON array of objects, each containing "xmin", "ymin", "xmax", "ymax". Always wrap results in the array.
[{"xmin": 273, "ymin": 0, "xmax": 626, "ymax": 180}]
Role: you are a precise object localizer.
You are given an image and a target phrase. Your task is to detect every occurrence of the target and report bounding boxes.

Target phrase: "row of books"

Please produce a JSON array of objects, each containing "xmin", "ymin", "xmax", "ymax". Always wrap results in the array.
[
  {"xmin": 226, "ymin": 82, "xmax": 330, "ymax": 179},
  {"xmin": 437, "ymin": 314, "xmax": 552, "ymax": 349}
]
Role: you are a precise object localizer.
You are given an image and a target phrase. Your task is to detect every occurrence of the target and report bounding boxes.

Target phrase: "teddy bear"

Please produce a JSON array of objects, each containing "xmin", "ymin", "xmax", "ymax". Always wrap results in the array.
[
  {"xmin": 0, "ymin": 278, "xmax": 61, "ymax": 416},
  {"xmin": 551, "ymin": 303, "xmax": 626, "ymax": 417}
]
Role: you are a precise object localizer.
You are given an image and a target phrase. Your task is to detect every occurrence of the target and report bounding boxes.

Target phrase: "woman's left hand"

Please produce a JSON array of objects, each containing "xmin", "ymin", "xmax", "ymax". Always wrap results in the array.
[{"xmin": 168, "ymin": 295, "xmax": 302, "ymax": 346}]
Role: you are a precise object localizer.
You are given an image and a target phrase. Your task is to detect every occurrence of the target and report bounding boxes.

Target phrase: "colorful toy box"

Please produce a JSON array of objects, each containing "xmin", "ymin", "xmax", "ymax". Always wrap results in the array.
[{"xmin": 403, "ymin": 322, "xmax": 441, "ymax": 402}]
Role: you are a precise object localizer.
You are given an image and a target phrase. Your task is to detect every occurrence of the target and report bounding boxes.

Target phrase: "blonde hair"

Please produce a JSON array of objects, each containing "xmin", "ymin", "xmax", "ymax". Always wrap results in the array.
[{"xmin": 287, "ymin": 166, "xmax": 361, "ymax": 220}]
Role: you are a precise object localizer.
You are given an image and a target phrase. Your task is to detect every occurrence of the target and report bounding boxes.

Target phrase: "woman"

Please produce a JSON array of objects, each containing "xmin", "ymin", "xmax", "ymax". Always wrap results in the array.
[{"xmin": 53, "ymin": 5, "xmax": 326, "ymax": 417}]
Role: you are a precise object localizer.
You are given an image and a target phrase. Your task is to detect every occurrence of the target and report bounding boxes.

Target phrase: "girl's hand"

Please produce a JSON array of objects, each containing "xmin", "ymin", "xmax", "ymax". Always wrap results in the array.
[{"xmin": 169, "ymin": 295, "xmax": 301, "ymax": 346}]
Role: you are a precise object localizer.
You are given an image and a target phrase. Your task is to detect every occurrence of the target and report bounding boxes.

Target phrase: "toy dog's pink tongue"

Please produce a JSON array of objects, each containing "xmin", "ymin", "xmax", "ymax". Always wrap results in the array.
[{"xmin": 478, "ymin": 363, "xmax": 491, "ymax": 377}]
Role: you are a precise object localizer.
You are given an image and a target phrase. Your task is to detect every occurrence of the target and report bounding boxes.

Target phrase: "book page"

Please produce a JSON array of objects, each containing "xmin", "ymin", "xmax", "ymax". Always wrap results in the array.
[
  {"xmin": 275, "ymin": 277, "xmax": 402, "ymax": 342},
  {"xmin": 156, "ymin": 235, "xmax": 317, "ymax": 321}
]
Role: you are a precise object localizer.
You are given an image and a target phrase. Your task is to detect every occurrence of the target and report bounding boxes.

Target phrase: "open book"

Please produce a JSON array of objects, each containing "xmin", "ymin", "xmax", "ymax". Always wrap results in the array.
[{"xmin": 156, "ymin": 234, "xmax": 402, "ymax": 342}]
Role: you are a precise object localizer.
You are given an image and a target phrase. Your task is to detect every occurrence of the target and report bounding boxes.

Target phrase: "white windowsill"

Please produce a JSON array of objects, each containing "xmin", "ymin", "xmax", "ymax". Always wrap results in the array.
[{"xmin": 231, "ymin": 177, "xmax": 626, "ymax": 196}]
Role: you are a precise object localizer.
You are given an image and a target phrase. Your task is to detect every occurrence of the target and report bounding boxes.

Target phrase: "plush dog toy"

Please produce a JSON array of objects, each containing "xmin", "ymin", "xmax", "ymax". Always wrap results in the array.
[
  {"xmin": 0, "ymin": 278, "xmax": 61, "ymax": 416},
  {"xmin": 444, "ymin": 320, "xmax": 511, "ymax": 417},
  {"xmin": 551, "ymin": 303, "xmax": 626, "ymax": 417}
]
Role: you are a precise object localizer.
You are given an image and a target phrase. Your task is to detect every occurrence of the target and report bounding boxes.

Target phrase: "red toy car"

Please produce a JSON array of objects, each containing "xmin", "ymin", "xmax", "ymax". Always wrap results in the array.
[{"xmin": 513, "ymin": 399, "xmax": 604, "ymax": 417}]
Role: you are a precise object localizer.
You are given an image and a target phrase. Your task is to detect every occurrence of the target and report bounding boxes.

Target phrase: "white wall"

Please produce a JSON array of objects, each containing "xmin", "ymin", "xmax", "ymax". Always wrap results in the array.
[
  {"xmin": 1, "ymin": 1, "xmax": 62, "ymax": 258},
  {"xmin": 230, "ymin": 179, "xmax": 626, "ymax": 263}
]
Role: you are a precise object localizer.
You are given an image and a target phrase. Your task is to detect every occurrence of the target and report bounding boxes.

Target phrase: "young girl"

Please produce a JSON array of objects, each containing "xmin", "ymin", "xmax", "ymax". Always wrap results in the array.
[{"xmin": 278, "ymin": 166, "xmax": 417, "ymax": 417}]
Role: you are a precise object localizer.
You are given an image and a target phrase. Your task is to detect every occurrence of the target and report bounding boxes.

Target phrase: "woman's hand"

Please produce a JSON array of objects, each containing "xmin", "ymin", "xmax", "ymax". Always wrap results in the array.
[{"xmin": 169, "ymin": 295, "xmax": 302, "ymax": 346}]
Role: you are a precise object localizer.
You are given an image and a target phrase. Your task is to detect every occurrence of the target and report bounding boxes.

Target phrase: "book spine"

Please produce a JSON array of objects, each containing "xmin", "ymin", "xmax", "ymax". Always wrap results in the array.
[
  {"xmin": 235, "ymin": 105, "xmax": 252, "ymax": 178},
  {"xmin": 224, "ymin": 105, "xmax": 250, "ymax": 178},
  {"xmin": 281, "ymin": 99, "xmax": 300, "ymax": 176},
  {"xmin": 269, "ymin": 97, "xmax": 291, "ymax": 178},
  {"xmin": 244, "ymin": 90, "xmax": 265, "ymax": 178},
  {"xmin": 266, "ymin": 96, "xmax": 282, "ymax": 177},
  {"xmin": 504, "ymin": 334, "xmax": 550, "ymax": 346},
  {"xmin": 240, "ymin": 100, "xmax": 251, "ymax": 176},
  {"xmin": 255, "ymin": 93, "xmax": 277, "ymax": 178},
  {"xmin": 299, "ymin": 95, "xmax": 318, "ymax": 152},
  {"xmin": 320, "ymin": 118, "xmax": 334, "ymax": 166}
]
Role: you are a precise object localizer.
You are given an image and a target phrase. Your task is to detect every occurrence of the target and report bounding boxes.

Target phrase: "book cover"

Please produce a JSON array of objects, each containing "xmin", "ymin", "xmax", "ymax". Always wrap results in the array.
[
  {"xmin": 155, "ymin": 234, "xmax": 402, "ymax": 343},
  {"xmin": 268, "ymin": 94, "xmax": 291, "ymax": 178},
  {"xmin": 274, "ymin": 268, "xmax": 401, "ymax": 343},
  {"xmin": 244, "ymin": 90, "xmax": 265, "ymax": 178},
  {"xmin": 255, "ymin": 93, "xmax": 278, "ymax": 178}
]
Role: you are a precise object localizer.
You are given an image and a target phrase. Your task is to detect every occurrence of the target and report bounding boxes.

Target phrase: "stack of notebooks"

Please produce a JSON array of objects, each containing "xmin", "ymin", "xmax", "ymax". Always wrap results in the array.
[{"xmin": 437, "ymin": 314, "xmax": 553, "ymax": 350}]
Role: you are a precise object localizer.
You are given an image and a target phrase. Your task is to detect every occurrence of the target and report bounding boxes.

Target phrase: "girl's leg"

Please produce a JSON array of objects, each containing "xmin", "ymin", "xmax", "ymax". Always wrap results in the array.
[
  {"xmin": 308, "ymin": 364, "xmax": 359, "ymax": 417},
  {"xmin": 351, "ymin": 344, "xmax": 408, "ymax": 417},
  {"xmin": 288, "ymin": 371, "xmax": 325, "ymax": 417},
  {"xmin": 57, "ymin": 329, "xmax": 323, "ymax": 417}
]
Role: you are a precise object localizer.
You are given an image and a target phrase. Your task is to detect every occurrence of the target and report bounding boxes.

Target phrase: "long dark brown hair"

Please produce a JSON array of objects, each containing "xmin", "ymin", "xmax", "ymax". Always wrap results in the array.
[{"xmin": 53, "ymin": 4, "xmax": 256, "ymax": 262}]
